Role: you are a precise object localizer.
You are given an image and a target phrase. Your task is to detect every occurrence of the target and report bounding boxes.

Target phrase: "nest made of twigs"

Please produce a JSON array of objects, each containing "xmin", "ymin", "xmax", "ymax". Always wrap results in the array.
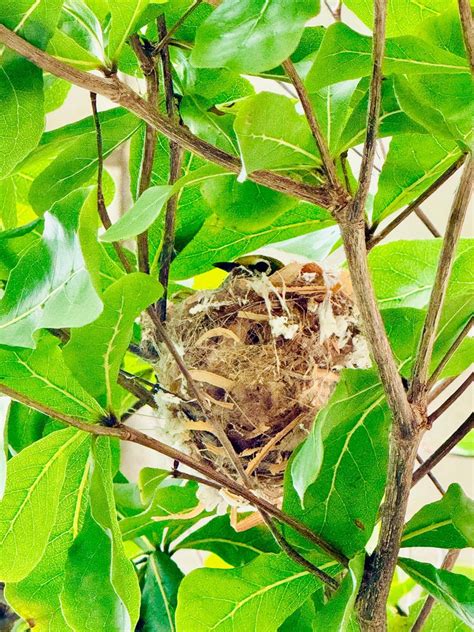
[{"xmin": 148, "ymin": 262, "xmax": 370, "ymax": 504}]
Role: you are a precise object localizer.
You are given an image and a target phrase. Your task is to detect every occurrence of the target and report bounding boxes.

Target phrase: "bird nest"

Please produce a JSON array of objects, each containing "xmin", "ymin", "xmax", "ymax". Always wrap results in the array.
[{"xmin": 150, "ymin": 262, "xmax": 370, "ymax": 504}]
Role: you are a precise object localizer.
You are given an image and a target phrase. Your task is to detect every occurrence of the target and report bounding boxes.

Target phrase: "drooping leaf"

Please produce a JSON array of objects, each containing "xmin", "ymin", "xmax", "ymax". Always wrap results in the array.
[
  {"xmin": 5, "ymin": 436, "xmax": 91, "ymax": 631},
  {"xmin": 286, "ymin": 369, "xmax": 390, "ymax": 558},
  {"xmin": 63, "ymin": 273, "xmax": 161, "ymax": 412},
  {"xmin": 399, "ymin": 558, "xmax": 474, "ymax": 627},
  {"xmin": 0, "ymin": 189, "xmax": 102, "ymax": 348},
  {"xmin": 401, "ymin": 483, "xmax": 474, "ymax": 548},
  {"xmin": 139, "ymin": 551, "xmax": 184, "ymax": 632},
  {"xmin": 174, "ymin": 514, "xmax": 278, "ymax": 566},
  {"xmin": 175, "ymin": 553, "xmax": 323, "ymax": 632},
  {"xmin": 306, "ymin": 23, "xmax": 468, "ymax": 91},
  {"xmin": 234, "ymin": 92, "xmax": 320, "ymax": 177},
  {"xmin": 108, "ymin": 0, "xmax": 150, "ymax": 62},
  {"xmin": 61, "ymin": 436, "xmax": 141, "ymax": 632},
  {"xmin": 0, "ymin": 334, "xmax": 105, "ymax": 422},
  {"xmin": 191, "ymin": 0, "xmax": 320, "ymax": 74},
  {"xmin": 0, "ymin": 428, "xmax": 88, "ymax": 582}
]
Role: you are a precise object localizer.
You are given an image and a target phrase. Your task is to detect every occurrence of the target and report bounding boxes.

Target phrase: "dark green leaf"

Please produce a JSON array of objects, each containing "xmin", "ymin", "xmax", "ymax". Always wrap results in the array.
[
  {"xmin": 401, "ymin": 483, "xmax": 474, "ymax": 548},
  {"xmin": 399, "ymin": 557, "xmax": 474, "ymax": 627},
  {"xmin": 139, "ymin": 551, "xmax": 184, "ymax": 632},
  {"xmin": 279, "ymin": 598, "xmax": 316, "ymax": 632},
  {"xmin": 6, "ymin": 401, "xmax": 48, "ymax": 454},
  {"xmin": 0, "ymin": 189, "xmax": 102, "ymax": 347},
  {"xmin": 191, "ymin": 0, "xmax": 320, "ymax": 74}
]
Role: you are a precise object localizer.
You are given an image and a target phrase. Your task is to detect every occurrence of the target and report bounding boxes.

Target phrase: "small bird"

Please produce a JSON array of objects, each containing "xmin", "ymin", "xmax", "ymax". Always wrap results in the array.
[{"xmin": 213, "ymin": 255, "xmax": 284, "ymax": 277}]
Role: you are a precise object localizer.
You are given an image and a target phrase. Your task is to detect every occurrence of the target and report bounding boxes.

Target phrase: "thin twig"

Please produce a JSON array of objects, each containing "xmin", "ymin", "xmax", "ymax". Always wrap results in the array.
[
  {"xmin": 413, "ymin": 207, "xmax": 441, "ymax": 238},
  {"xmin": 0, "ymin": 381, "xmax": 348, "ymax": 566},
  {"xmin": 428, "ymin": 373, "xmax": 473, "ymax": 425},
  {"xmin": 415, "ymin": 454, "xmax": 446, "ymax": 495},
  {"xmin": 428, "ymin": 376, "xmax": 457, "ymax": 404},
  {"xmin": 282, "ymin": 59, "xmax": 339, "ymax": 188},
  {"xmin": 412, "ymin": 414, "xmax": 474, "ymax": 486},
  {"xmin": 367, "ymin": 155, "xmax": 465, "ymax": 247},
  {"xmin": 0, "ymin": 25, "xmax": 348, "ymax": 212},
  {"xmin": 324, "ymin": 0, "xmax": 342, "ymax": 21},
  {"xmin": 90, "ymin": 92, "xmax": 132, "ymax": 273},
  {"xmin": 411, "ymin": 549, "xmax": 460, "ymax": 632},
  {"xmin": 348, "ymin": 0, "xmax": 387, "ymax": 222},
  {"xmin": 458, "ymin": 0, "xmax": 474, "ymax": 70},
  {"xmin": 427, "ymin": 317, "xmax": 473, "ymax": 391},
  {"xmin": 153, "ymin": 0, "xmax": 204, "ymax": 55},
  {"xmin": 409, "ymin": 157, "xmax": 473, "ymax": 404}
]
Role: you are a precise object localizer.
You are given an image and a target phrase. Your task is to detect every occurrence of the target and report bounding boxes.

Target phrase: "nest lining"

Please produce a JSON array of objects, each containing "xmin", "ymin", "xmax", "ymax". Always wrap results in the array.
[{"xmin": 148, "ymin": 262, "xmax": 370, "ymax": 503}]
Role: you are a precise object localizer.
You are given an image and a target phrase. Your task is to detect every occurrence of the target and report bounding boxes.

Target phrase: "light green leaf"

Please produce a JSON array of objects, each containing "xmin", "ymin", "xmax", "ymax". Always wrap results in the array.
[
  {"xmin": 399, "ymin": 558, "xmax": 474, "ymax": 627},
  {"xmin": 306, "ymin": 23, "xmax": 468, "ymax": 91},
  {"xmin": 63, "ymin": 273, "xmax": 161, "ymax": 412},
  {"xmin": 29, "ymin": 110, "xmax": 141, "ymax": 214},
  {"xmin": 139, "ymin": 551, "xmax": 184, "ymax": 632},
  {"xmin": 389, "ymin": 598, "xmax": 470, "ymax": 631},
  {"xmin": 453, "ymin": 432, "xmax": 474, "ymax": 458},
  {"xmin": 171, "ymin": 202, "xmax": 333, "ymax": 280},
  {"xmin": 279, "ymin": 598, "xmax": 317, "ymax": 632},
  {"xmin": 234, "ymin": 92, "xmax": 320, "ymax": 176},
  {"xmin": 191, "ymin": 0, "xmax": 319, "ymax": 74},
  {"xmin": 0, "ymin": 397, "xmax": 8, "ymax": 499},
  {"xmin": 0, "ymin": 177, "xmax": 17, "ymax": 230},
  {"xmin": 5, "ymin": 437, "xmax": 91, "ymax": 631},
  {"xmin": 180, "ymin": 96, "xmax": 239, "ymax": 155},
  {"xmin": 44, "ymin": 74, "xmax": 71, "ymax": 113},
  {"xmin": 176, "ymin": 553, "xmax": 322, "ymax": 632},
  {"xmin": 286, "ymin": 369, "xmax": 390, "ymax": 558},
  {"xmin": 0, "ymin": 189, "xmax": 102, "ymax": 348},
  {"xmin": 420, "ymin": 6, "xmax": 466, "ymax": 58},
  {"xmin": 0, "ymin": 428, "xmax": 87, "ymax": 582},
  {"xmin": 61, "ymin": 436, "xmax": 141, "ymax": 632},
  {"xmin": 100, "ymin": 185, "xmax": 174, "ymax": 243},
  {"xmin": 401, "ymin": 483, "xmax": 474, "ymax": 548},
  {"xmin": 0, "ymin": 334, "xmax": 105, "ymax": 422},
  {"xmin": 0, "ymin": 0, "xmax": 64, "ymax": 49},
  {"xmin": 174, "ymin": 514, "xmax": 278, "ymax": 566},
  {"xmin": 6, "ymin": 402, "xmax": 48, "ymax": 454},
  {"xmin": 108, "ymin": 0, "xmax": 149, "ymax": 61}
]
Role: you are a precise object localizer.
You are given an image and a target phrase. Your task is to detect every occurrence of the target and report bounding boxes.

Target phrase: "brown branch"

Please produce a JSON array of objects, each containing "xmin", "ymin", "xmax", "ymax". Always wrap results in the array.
[
  {"xmin": 156, "ymin": 15, "xmax": 184, "ymax": 321},
  {"xmin": 428, "ymin": 376, "xmax": 456, "ymax": 404},
  {"xmin": 413, "ymin": 207, "xmax": 441, "ymax": 238},
  {"xmin": 412, "ymin": 414, "xmax": 474, "ymax": 486},
  {"xmin": 324, "ymin": 0, "xmax": 342, "ymax": 21},
  {"xmin": 0, "ymin": 25, "xmax": 346, "ymax": 212},
  {"xmin": 427, "ymin": 317, "xmax": 473, "ymax": 391},
  {"xmin": 0, "ymin": 382, "xmax": 348, "ymax": 566},
  {"xmin": 130, "ymin": 36, "xmax": 160, "ymax": 274},
  {"xmin": 367, "ymin": 155, "xmax": 465, "ymax": 248},
  {"xmin": 117, "ymin": 371, "xmax": 157, "ymax": 409},
  {"xmin": 458, "ymin": 0, "xmax": 474, "ymax": 70},
  {"xmin": 153, "ymin": 0, "xmax": 204, "ymax": 55},
  {"xmin": 411, "ymin": 549, "xmax": 460, "ymax": 632},
  {"xmin": 90, "ymin": 92, "xmax": 132, "ymax": 273},
  {"xmin": 415, "ymin": 454, "xmax": 446, "ymax": 495},
  {"xmin": 428, "ymin": 372, "xmax": 473, "ymax": 425},
  {"xmin": 282, "ymin": 59, "xmax": 339, "ymax": 189},
  {"xmin": 409, "ymin": 157, "xmax": 473, "ymax": 404},
  {"xmin": 348, "ymin": 0, "xmax": 387, "ymax": 222}
]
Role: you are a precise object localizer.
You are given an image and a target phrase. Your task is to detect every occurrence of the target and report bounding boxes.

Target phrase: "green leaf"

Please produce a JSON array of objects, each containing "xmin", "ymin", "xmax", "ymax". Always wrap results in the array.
[
  {"xmin": 453, "ymin": 432, "xmax": 474, "ymax": 457},
  {"xmin": 29, "ymin": 109, "xmax": 141, "ymax": 214},
  {"xmin": 61, "ymin": 436, "xmax": 141, "ymax": 632},
  {"xmin": 5, "ymin": 436, "xmax": 90, "ymax": 631},
  {"xmin": 191, "ymin": 0, "xmax": 320, "ymax": 74},
  {"xmin": 389, "ymin": 598, "xmax": 470, "ymax": 631},
  {"xmin": 0, "ymin": 334, "xmax": 105, "ymax": 422},
  {"xmin": 6, "ymin": 401, "xmax": 48, "ymax": 454},
  {"xmin": 100, "ymin": 185, "xmax": 174, "ymax": 243},
  {"xmin": 0, "ymin": 189, "xmax": 102, "ymax": 348},
  {"xmin": 108, "ymin": 0, "xmax": 149, "ymax": 62},
  {"xmin": 342, "ymin": 0, "xmax": 453, "ymax": 37},
  {"xmin": 174, "ymin": 514, "xmax": 278, "ymax": 566},
  {"xmin": 0, "ymin": 0, "xmax": 64, "ymax": 49},
  {"xmin": 171, "ymin": 203, "xmax": 333, "ymax": 280},
  {"xmin": 401, "ymin": 483, "xmax": 474, "ymax": 548},
  {"xmin": 234, "ymin": 92, "xmax": 320, "ymax": 176},
  {"xmin": 399, "ymin": 558, "xmax": 474, "ymax": 627},
  {"xmin": 180, "ymin": 96, "xmax": 239, "ymax": 155},
  {"xmin": 139, "ymin": 551, "xmax": 184, "ymax": 632},
  {"xmin": 176, "ymin": 553, "xmax": 322, "ymax": 632},
  {"xmin": 0, "ymin": 397, "xmax": 8, "ymax": 499},
  {"xmin": 279, "ymin": 598, "xmax": 317, "ymax": 632},
  {"xmin": 63, "ymin": 273, "xmax": 161, "ymax": 411},
  {"xmin": 306, "ymin": 23, "xmax": 468, "ymax": 91},
  {"xmin": 420, "ymin": 6, "xmax": 466, "ymax": 58},
  {"xmin": 286, "ymin": 369, "xmax": 390, "ymax": 558},
  {"xmin": 44, "ymin": 74, "xmax": 71, "ymax": 113},
  {"xmin": 0, "ymin": 428, "xmax": 87, "ymax": 582}
]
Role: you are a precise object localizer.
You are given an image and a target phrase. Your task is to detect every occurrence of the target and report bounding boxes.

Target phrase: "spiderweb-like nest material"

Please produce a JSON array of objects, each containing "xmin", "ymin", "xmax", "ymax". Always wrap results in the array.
[{"xmin": 152, "ymin": 262, "xmax": 370, "ymax": 504}]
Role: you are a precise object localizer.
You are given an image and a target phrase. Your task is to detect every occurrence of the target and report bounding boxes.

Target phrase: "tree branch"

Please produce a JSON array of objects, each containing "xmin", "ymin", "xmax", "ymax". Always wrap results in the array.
[
  {"xmin": 458, "ymin": 0, "xmax": 474, "ymax": 70},
  {"xmin": 0, "ymin": 24, "xmax": 347, "ymax": 212},
  {"xmin": 348, "ymin": 0, "xmax": 387, "ymax": 222},
  {"xmin": 157, "ymin": 14, "xmax": 184, "ymax": 321},
  {"xmin": 90, "ymin": 92, "xmax": 132, "ymax": 273},
  {"xmin": 412, "ymin": 414, "xmax": 474, "ymax": 486},
  {"xmin": 428, "ymin": 372, "xmax": 473, "ymax": 425},
  {"xmin": 409, "ymin": 157, "xmax": 473, "ymax": 404},
  {"xmin": 282, "ymin": 59, "xmax": 340, "ymax": 189},
  {"xmin": 415, "ymin": 454, "xmax": 446, "ymax": 495},
  {"xmin": 367, "ymin": 155, "xmax": 465, "ymax": 248},
  {"xmin": 153, "ymin": 0, "xmax": 204, "ymax": 55},
  {"xmin": 427, "ymin": 317, "xmax": 473, "ymax": 391},
  {"xmin": 413, "ymin": 207, "xmax": 441, "ymax": 238}
]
